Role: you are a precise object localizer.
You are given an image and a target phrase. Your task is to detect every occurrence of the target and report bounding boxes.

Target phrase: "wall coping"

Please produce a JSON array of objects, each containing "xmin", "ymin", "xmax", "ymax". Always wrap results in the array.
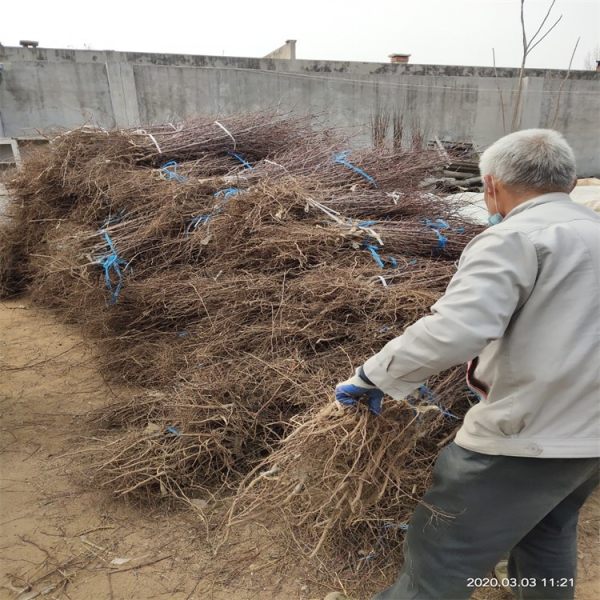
[{"xmin": 1, "ymin": 46, "xmax": 599, "ymax": 80}]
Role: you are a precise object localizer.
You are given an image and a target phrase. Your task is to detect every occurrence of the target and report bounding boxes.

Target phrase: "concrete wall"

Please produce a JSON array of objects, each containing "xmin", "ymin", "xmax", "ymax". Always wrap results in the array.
[{"xmin": 1, "ymin": 46, "xmax": 599, "ymax": 174}]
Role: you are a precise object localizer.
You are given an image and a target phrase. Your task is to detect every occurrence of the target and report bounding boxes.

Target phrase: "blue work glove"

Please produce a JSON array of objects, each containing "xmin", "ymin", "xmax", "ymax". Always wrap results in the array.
[{"xmin": 335, "ymin": 367, "xmax": 384, "ymax": 415}]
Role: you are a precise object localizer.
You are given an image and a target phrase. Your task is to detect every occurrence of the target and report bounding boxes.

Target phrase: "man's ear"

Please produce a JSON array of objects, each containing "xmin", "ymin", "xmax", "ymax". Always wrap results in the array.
[{"xmin": 483, "ymin": 175, "xmax": 497, "ymax": 198}]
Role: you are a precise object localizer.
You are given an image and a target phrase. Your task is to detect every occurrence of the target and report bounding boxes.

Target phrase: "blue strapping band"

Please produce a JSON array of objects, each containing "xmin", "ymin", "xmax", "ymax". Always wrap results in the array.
[
  {"xmin": 434, "ymin": 230, "xmax": 448, "ymax": 250},
  {"xmin": 382, "ymin": 522, "xmax": 409, "ymax": 531},
  {"xmin": 357, "ymin": 521, "xmax": 409, "ymax": 562},
  {"xmin": 357, "ymin": 220, "xmax": 378, "ymax": 228},
  {"xmin": 161, "ymin": 160, "xmax": 187, "ymax": 182},
  {"xmin": 228, "ymin": 151, "xmax": 253, "ymax": 170},
  {"xmin": 186, "ymin": 188, "xmax": 242, "ymax": 235},
  {"xmin": 165, "ymin": 426, "xmax": 181, "ymax": 437},
  {"xmin": 364, "ymin": 241, "xmax": 398, "ymax": 270},
  {"xmin": 96, "ymin": 231, "xmax": 128, "ymax": 304},
  {"xmin": 103, "ymin": 209, "xmax": 126, "ymax": 228},
  {"xmin": 185, "ymin": 214, "xmax": 211, "ymax": 235},
  {"xmin": 214, "ymin": 187, "xmax": 241, "ymax": 200},
  {"xmin": 333, "ymin": 151, "xmax": 377, "ymax": 187},
  {"xmin": 467, "ymin": 389, "xmax": 482, "ymax": 402},
  {"xmin": 365, "ymin": 243, "xmax": 385, "ymax": 268},
  {"xmin": 424, "ymin": 218, "xmax": 451, "ymax": 250},
  {"xmin": 418, "ymin": 385, "xmax": 460, "ymax": 419}
]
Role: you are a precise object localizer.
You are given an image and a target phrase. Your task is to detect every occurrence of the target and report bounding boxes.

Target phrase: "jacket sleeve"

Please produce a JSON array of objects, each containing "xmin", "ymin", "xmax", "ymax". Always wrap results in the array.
[{"xmin": 362, "ymin": 229, "xmax": 539, "ymax": 399}]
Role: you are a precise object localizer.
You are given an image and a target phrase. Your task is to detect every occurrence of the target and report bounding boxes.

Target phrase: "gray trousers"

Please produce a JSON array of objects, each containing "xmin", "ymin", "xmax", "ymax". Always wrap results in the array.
[{"xmin": 373, "ymin": 442, "xmax": 599, "ymax": 600}]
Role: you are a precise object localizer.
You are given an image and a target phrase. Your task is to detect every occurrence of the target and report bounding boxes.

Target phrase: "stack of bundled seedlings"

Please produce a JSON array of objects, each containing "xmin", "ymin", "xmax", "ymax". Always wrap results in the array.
[
  {"xmin": 0, "ymin": 111, "xmax": 484, "ymax": 590},
  {"xmin": 226, "ymin": 368, "xmax": 469, "ymax": 591}
]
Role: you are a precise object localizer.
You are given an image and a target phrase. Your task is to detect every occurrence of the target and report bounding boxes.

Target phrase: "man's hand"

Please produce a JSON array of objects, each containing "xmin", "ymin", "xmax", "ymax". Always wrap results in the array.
[{"xmin": 335, "ymin": 368, "xmax": 384, "ymax": 415}]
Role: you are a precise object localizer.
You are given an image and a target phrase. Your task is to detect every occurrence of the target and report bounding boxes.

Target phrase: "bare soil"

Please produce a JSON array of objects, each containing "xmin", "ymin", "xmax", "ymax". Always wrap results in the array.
[{"xmin": 1, "ymin": 299, "xmax": 598, "ymax": 600}]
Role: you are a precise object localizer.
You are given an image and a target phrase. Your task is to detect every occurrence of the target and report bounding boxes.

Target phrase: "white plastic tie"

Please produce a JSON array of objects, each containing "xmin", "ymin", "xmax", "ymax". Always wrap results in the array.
[
  {"xmin": 386, "ymin": 191, "xmax": 401, "ymax": 205},
  {"xmin": 214, "ymin": 121, "xmax": 237, "ymax": 150},
  {"xmin": 147, "ymin": 133, "xmax": 162, "ymax": 154}
]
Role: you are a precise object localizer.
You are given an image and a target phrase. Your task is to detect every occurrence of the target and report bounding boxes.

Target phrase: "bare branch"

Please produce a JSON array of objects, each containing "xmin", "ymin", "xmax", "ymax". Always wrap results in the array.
[
  {"xmin": 492, "ymin": 48, "xmax": 507, "ymax": 134},
  {"xmin": 512, "ymin": 0, "xmax": 564, "ymax": 131},
  {"xmin": 528, "ymin": 0, "xmax": 557, "ymax": 48},
  {"xmin": 528, "ymin": 15, "xmax": 564, "ymax": 55},
  {"xmin": 551, "ymin": 37, "xmax": 581, "ymax": 127},
  {"xmin": 520, "ymin": 0, "xmax": 528, "ymax": 62}
]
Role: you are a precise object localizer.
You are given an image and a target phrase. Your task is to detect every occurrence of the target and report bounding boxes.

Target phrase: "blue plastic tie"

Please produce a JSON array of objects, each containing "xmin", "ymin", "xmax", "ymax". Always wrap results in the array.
[
  {"xmin": 357, "ymin": 522, "xmax": 409, "ymax": 562},
  {"xmin": 365, "ymin": 243, "xmax": 385, "ymax": 268},
  {"xmin": 358, "ymin": 551, "xmax": 378, "ymax": 562},
  {"xmin": 214, "ymin": 187, "xmax": 241, "ymax": 200},
  {"xmin": 333, "ymin": 151, "xmax": 377, "ymax": 187},
  {"xmin": 103, "ymin": 210, "xmax": 126, "ymax": 228},
  {"xmin": 228, "ymin": 151, "xmax": 253, "ymax": 170},
  {"xmin": 440, "ymin": 407, "xmax": 460, "ymax": 419},
  {"xmin": 424, "ymin": 218, "xmax": 449, "ymax": 250},
  {"xmin": 96, "ymin": 231, "xmax": 128, "ymax": 305},
  {"xmin": 426, "ymin": 218, "xmax": 450, "ymax": 230},
  {"xmin": 418, "ymin": 384, "xmax": 436, "ymax": 403},
  {"xmin": 165, "ymin": 425, "xmax": 182, "ymax": 437},
  {"xmin": 382, "ymin": 522, "xmax": 409, "ymax": 531},
  {"xmin": 185, "ymin": 214, "xmax": 211, "ymax": 235},
  {"xmin": 434, "ymin": 230, "xmax": 448, "ymax": 250},
  {"xmin": 186, "ymin": 189, "xmax": 242, "ymax": 236},
  {"xmin": 466, "ymin": 389, "xmax": 482, "ymax": 403},
  {"xmin": 357, "ymin": 220, "xmax": 378, "ymax": 228},
  {"xmin": 418, "ymin": 385, "xmax": 460, "ymax": 419},
  {"xmin": 364, "ymin": 242, "xmax": 398, "ymax": 270},
  {"xmin": 161, "ymin": 160, "xmax": 187, "ymax": 182},
  {"xmin": 424, "ymin": 218, "xmax": 465, "ymax": 251}
]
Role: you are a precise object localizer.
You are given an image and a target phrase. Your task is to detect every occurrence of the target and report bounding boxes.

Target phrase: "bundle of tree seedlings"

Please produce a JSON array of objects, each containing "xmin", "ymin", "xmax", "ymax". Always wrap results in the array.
[{"xmin": 0, "ymin": 111, "xmax": 483, "ymax": 592}]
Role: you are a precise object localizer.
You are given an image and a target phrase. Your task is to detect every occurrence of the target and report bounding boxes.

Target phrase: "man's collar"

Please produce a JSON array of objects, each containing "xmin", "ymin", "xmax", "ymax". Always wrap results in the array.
[{"xmin": 505, "ymin": 192, "xmax": 571, "ymax": 220}]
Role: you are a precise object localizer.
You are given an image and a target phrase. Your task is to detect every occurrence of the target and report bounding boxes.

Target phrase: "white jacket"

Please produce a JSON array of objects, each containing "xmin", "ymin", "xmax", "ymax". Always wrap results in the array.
[{"xmin": 364, "ymin": 193, "xmax": 600, "ymax": 458}]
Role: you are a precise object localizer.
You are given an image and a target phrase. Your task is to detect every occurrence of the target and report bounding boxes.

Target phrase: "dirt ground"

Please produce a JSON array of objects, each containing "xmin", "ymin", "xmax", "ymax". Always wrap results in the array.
[{"xmin": 1, "ymin": 299, "xmax": 598, "ymax": 600}]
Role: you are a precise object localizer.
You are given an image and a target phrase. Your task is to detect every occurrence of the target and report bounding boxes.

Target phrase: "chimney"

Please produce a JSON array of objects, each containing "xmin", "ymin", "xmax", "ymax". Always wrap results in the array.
[
  {"xmin": 20, "ymin": 40, "xmax": 39, "ymax": 48},
  {"xmin": 264, "ymin": 40, "xmax": 296, "ymax": 60},
  {"xmin": 389, "ymin": 53, "xmax": 410, "ymax": 64},
  {"xmin": 285, "ymin": 40, "xmax": 297, "ymax": 60}
]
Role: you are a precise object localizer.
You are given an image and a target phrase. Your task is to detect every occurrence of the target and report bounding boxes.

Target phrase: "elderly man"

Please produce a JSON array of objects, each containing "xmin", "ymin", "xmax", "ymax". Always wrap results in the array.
[{"xmin": 335, "ymin": 129, "xmax": 600, "ymax": 600}]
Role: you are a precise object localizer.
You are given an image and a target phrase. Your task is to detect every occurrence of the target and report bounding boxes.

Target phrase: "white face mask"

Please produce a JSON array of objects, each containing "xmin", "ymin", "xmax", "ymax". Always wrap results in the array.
[{"xmin": 485, "ymin": 177, "xmax": 503, "ymax": 226}]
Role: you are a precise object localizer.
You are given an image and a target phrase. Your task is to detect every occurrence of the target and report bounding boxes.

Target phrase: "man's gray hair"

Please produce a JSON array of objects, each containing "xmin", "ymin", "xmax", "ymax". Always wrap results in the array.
[{"xmin": 479, "ymin": 129, "xmax": 576, "ymax": 192}]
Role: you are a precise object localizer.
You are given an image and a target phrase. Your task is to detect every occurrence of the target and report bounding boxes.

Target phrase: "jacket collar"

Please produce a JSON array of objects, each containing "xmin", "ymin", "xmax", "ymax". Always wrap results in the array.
[{"xmin": 505, "ymin": 192, "xmax": 571, "ymax": 220}]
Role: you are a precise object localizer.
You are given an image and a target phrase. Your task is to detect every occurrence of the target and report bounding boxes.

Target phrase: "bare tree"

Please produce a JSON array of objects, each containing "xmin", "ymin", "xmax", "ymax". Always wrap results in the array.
[
  {"xmin": 492, "ymin": 48, "xmax": 507, "ymax": 134},
  {"xmin": 550, "ymin": 37, "xmax": 580, "ymax": 127},
  {"xmin": 512, "ymin": 0, "xmax": 563, "ymax": 131}
]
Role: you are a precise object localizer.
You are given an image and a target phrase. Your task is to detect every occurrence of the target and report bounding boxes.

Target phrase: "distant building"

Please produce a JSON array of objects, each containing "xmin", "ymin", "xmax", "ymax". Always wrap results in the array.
[{"xmin": 389, "ymin": 53, "xmax": 411, "ymax": 64}]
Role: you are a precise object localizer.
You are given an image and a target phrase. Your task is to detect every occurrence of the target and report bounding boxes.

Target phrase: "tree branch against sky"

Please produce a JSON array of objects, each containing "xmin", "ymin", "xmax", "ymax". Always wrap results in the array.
[
  {"xmin": 512, "ymin": 0, "xmax": 564, "ymax": 130},
  {"xmin": 0, "ymin": 0, "xmax": 597, "ymax": 69}
]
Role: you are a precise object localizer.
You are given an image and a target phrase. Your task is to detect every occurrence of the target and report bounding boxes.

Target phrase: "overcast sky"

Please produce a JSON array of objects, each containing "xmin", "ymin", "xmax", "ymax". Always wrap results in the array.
[{"xmin": 1, "ymin": 0, "xmax": 598, "ymax": 69}]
